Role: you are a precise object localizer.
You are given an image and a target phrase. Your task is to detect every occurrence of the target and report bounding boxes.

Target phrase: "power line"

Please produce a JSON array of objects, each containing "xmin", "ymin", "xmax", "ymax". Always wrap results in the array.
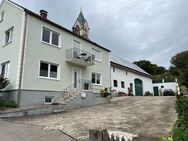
[
  {"xmin": 104, "ymin": 0, "xmax": 148, "ymax": 18},
  {"xmin": 103, "ymin": 0, "xmax": 139, "ymax": 16},
  {"xmin": 111, "ymin": 0, "xmax": 147, "ymax": 17}
]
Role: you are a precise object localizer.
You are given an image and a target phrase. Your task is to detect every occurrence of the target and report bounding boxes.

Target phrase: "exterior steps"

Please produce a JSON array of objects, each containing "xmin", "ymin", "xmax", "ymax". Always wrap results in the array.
[{"xmin": 53, "ymin": 91, "xmax": 80, "ymax": 105}]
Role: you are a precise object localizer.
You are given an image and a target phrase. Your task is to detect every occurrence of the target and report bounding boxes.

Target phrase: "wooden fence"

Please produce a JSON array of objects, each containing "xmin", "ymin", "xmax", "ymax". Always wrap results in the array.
[{"xmin": 89, "ymin": 129, "xmax": 133, "ymax": 141}]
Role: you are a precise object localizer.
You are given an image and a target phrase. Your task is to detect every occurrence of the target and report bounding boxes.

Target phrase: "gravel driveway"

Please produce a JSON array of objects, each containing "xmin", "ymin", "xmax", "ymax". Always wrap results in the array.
[{"xmin": 11, "ymin": 96, "xmax": 177, "ymax": 141}]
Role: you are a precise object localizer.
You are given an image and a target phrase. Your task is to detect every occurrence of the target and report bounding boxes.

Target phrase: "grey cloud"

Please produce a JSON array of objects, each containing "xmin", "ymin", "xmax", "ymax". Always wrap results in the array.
[{"xmin": 2, "ymin": 0, "xmax": 188, "ymax": 67}]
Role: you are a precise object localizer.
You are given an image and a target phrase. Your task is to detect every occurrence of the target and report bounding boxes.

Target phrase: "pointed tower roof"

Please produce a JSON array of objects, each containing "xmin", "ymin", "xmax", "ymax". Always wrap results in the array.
[{"xmin": 77, "ymin": 10, "xmax": 86, "ymax": 26}]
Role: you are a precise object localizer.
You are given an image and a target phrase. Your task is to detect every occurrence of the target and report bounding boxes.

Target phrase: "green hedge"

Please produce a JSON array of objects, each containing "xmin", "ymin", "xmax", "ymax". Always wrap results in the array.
[
  {"xmin": 0, "ymin": 100, "xmax": 17, "ymax": 108},
  {"xmin": 173, "ymin": 96, "xmax": 188, "ymax": 141}
]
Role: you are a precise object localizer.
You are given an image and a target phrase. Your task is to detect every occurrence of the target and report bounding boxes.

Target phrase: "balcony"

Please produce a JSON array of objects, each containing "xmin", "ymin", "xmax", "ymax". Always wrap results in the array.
[{"xmin": 66, "ymin": 48, "xmax": 95, "ymax": 66}]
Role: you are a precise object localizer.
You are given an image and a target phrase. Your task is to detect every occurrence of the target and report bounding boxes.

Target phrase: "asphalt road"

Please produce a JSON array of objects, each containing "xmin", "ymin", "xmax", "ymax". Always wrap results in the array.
[
  {"xmin": 8, "ymin": 96, "xmax": 176, "ymax": 141},
  {"xmin": 0, "ymin": 120, "xmax": 75, "ymax": 141}
]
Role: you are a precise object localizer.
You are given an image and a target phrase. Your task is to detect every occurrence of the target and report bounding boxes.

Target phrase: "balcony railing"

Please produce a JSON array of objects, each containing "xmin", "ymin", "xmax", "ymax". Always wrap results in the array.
[{"xmin": 66, "ymin": 48, "xmax": 95, "ymax": 66}]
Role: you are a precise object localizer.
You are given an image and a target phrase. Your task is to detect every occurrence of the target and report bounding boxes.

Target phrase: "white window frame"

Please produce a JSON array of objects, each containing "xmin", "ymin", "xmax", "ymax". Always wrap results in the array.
[
  {"xmin": 4, "ymin": 27, "xmax": 14, "ymax": 46},
  {"xmin": 0, "ymin": 11, "xmax": 4, "ymax": 22},
  {"xmin": 41, "ymin": 26, "xmax": 61, "ymax": 48},
  {"xmin": 1, "ymin": 61, "xmax": 10, "ymax": 78},
  {"xmin": 39, "ymin": 61, "xmax": 60, "ymax": 80},
  {"xmin": 92, "ymin": 72, "xmax": 102, "ymax": 85},
  {"xmin": 92, "ymin": 48, "xmax": 102, "ymax": 62},
  {"xmin": 44, "ymin": 96, "xmax": 54, "ymax": 104}
]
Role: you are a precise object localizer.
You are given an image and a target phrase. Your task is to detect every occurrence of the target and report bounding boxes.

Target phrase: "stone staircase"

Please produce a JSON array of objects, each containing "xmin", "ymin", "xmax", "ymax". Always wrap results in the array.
[
  {"xmin": 53, "ymin": 79, "xmax": 93, "ymax": 105},
  {"xmin": 54, "ymin": 90, "xmax": 80, "ymax": 105}
]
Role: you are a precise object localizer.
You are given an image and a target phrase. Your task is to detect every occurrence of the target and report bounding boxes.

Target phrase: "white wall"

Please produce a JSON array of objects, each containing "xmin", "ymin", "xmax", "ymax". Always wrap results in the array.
[
  {"xmin": 111, "ymin": 65, "xmax": 153, "ymax": 95},
  {"xmin": 153, "ymin": 82, "xmax": 178, "ymax": 93}
]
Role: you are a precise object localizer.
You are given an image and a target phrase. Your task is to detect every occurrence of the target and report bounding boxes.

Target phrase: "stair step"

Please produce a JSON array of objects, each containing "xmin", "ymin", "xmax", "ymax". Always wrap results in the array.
[{"xmin": 53, "ymin": 109, "xmax": 65, "ymax": 113}]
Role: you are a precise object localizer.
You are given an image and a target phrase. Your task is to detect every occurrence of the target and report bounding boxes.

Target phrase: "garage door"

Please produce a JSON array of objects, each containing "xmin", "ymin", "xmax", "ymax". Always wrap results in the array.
[{"xmin": 134, "ymin": 79, "xmax": 143, "ymax": 96}]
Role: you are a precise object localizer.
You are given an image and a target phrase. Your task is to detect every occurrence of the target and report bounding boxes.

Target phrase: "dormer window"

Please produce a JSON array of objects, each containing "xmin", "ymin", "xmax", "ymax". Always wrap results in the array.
[{"xmin": 0, "ymin": 11, "xmax": 4, "ymax": 22}]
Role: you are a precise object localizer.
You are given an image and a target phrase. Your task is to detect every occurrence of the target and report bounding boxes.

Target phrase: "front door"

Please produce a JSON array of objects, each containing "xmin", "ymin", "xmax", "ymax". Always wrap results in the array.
[
  {"xmin": 153, "ymin": 86, "xmax": 159, "ymax": 96},
  {"xmin": 134, "ymin": 79, "xmax": 143, "ymax": 96},
  {"xmin": 72, "ymin": 68, "xmax": 81, "ymax": 89}
]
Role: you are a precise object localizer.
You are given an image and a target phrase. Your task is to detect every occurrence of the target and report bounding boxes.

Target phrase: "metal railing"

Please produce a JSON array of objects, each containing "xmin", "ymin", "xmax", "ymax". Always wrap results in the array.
[
  {"xmin": 66, "ymin": 48, "xmax": 95, "ymax": 64},
  {"xmin": 55, "ymin": 79, "xmax": 93, "ymax": 103},
  {"xmin": 63, "ymin": 79, "xmax": 93, "ymax": 93}
]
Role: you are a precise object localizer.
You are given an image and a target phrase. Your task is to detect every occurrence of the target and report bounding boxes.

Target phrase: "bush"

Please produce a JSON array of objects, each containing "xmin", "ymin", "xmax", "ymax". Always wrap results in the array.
[
  {"xmin": 173, "ymin": 96, "xmax": 188, "ymax": 140},
  {"xmin": 0, "ymin": 75, "xmax": 9, "ymax": 90},
  {"xmin": 118, "ymin": 92, "xmax": 128, "ymax": 96},
  {"xmin": 173, "ymin": 128, "xmax": 188, "ymax": 141},
  {"xmin": 0, "ymin": 101, "xmax": 17, "ymax": 108},
  {"xmin": 175, "ymin": 96, "xmax": 188, "ymax": 126},
  {"xmin": 144, "ymin": 91, "xmax": 152, "ymax": 96},
  {"xmin": 100, "ymin": 88, "xmax": 109, "ymax": 98}
]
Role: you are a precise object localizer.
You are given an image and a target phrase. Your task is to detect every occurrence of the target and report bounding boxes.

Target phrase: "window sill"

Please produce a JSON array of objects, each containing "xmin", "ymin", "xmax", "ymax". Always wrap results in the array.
[
  {"xmin": 92, "ymin": 83, "xmax": 102, "ymax": 86},
  {"xmin": 2, "ymin": 41, "xmax": 12, "ymax": 47},
  {"xmin": 94, "ymin": 59, "xmax": 102, "ymax": 63},
  {"xmin": 41, "ymin": 41, "xmax": 61, "ymax": 49},
  {"xmin": 39, "ymin": 76, "xmax": 60, "ymax": 81}
]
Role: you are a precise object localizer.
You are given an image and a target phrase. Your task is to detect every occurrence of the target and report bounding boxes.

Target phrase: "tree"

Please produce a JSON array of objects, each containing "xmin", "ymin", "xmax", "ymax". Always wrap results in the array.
[
  {"xmin": 171, "ymin": 51, "xmax": 188, "ymax": 73},
  {"xmin": 134, "ymin": 60, "xmax": 155, "ymax": 75},
  {"xmin": 0, "ymin": 75, "xmax": 9, "ymax": 90},
  {"xmin": 170, "ymin": 51, "xmax": 188, "ymax": 87},
  {"xmin": 133, "ymin": 60, "xmax": 166, "ymax": 75}
]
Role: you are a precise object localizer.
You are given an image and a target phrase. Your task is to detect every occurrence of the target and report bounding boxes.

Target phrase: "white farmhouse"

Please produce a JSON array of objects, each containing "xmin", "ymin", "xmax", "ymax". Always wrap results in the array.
[
  {"xmin": 0, "ymin": 0, "xmax": 111, "ymax": 107},
  {"xmin": 111, "ymin": 56, "xmax": 153, "ymax": 96}
]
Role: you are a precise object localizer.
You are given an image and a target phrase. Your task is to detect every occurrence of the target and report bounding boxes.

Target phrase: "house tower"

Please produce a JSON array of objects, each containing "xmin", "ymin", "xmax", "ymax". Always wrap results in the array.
[{"xmin": 72, "ymin": 9, "xmax": 90, "ymax": 39}]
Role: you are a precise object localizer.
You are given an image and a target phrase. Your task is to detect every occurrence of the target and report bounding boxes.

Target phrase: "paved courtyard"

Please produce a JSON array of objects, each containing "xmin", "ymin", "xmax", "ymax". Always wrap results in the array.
[{"xmin": 10, "ymin": 97, "xmax": 176, "ymax": 141}]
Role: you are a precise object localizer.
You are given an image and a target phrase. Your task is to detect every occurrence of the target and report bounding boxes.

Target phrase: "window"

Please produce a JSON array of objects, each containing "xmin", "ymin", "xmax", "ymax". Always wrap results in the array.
[
  {"xmin": 0, "ymin": 11, "xmax": 4, "ymax": 22},
  {"xmin": 92, "ymin": 73, "xmax": 101, "ymax": 85},
  {"xmin": 45, "ymin": 96, "xmax": 54, "ymax": 104},
  {"xmin": 125, "ymin": 70, "xmax": 128, "ymax": 75},
  {"xmin": 114, "ymin": 80, "xmax": 118, "ymax": 87},
  {"xmin": 73, "ymin": 40, "xmax": 81, "ymax": 48},
  {"xmin": 42, "ymin": 27, "xmax": 60, "ymax": 47},
  {"xmin": 4, "ymin": 27, "xmax": 13, "ymax": 45},
  {"xmin": 1, "ymin": 62, "xmax": 10, "ymax": 78},
  {"xmin": 121, "ymin": 81, "xmax": 125, "ymax": 88},
  {"xmin": 92, "ymin": 48, "xmax": 102, "ymax": 62},
  {"xmin": 113, "ymin": 66, "xmax": 115, "ymax": 72},
  {"xmin": 130, "ymin": 83, "xmax": 133, "ymax": 90},
  {"xmin": 39, "ymin": 61, "xmax": 59, "ymax": 79}
]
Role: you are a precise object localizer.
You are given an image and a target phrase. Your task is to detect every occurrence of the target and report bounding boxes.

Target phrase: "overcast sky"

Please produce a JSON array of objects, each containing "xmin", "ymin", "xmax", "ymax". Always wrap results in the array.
[{"xmin": 2, "ymin": 0, "xmax": 188, "ymax": 68}]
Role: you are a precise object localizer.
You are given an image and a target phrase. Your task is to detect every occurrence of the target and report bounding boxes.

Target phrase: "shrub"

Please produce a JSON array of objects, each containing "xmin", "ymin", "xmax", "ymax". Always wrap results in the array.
[
  {"xmin": 100, "ymin": 88, "xmax": 109, "ymax": 98},
  {"xmin": 173, "ymin": 128, "xmax": 188, "ymax": 141},
  {"xmin": 0, "ymin": 75, "xmax": 9, "ymax": 90},
  {"xmin": 118, "ymin": 92, "xmax": 128, "ymax": 96},
  {"xmin": 144, "ymin": 91, "xmax": 152, "ymax": 96},
  {"xmin": 0, "ymin": 101, "xmax": 17, "ymax": 108},
  {"xmin": 4, "ymin": 101, "xmax": 17, "ymax": 108},
  {"xmin": 173, "ymin": 96, "xmax": 188, "ymax": 140}
]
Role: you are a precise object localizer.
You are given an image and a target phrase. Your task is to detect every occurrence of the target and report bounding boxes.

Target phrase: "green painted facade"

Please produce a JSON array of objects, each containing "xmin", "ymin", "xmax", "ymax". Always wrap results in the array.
[
  {"xmin": 0, "ymin": 0, "xmax": 25, "ymax": 90},
  {"xmin": 0, "ymin": 0, "xmax": 111, "ymax": 94}
]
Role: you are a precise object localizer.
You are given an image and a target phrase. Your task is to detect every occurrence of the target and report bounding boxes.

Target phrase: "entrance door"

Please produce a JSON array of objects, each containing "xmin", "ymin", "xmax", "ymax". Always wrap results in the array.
[
  {"xmin": 134, "ymin": 79, "xmax": 143, "ymax": 96},
  {"xmin": 72, "ymin": 68, "xmax": 81, "ymax": 89},
  {"xmin": 153, "ymin": 86, "xmax": 159, "ymax": 96}
]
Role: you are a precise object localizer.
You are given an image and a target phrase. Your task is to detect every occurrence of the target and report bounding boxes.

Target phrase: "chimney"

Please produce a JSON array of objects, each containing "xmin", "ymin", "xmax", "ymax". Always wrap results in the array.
[{"xmin": 40, "ymin": 10, "xmax": 48, "ymax": 19}]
